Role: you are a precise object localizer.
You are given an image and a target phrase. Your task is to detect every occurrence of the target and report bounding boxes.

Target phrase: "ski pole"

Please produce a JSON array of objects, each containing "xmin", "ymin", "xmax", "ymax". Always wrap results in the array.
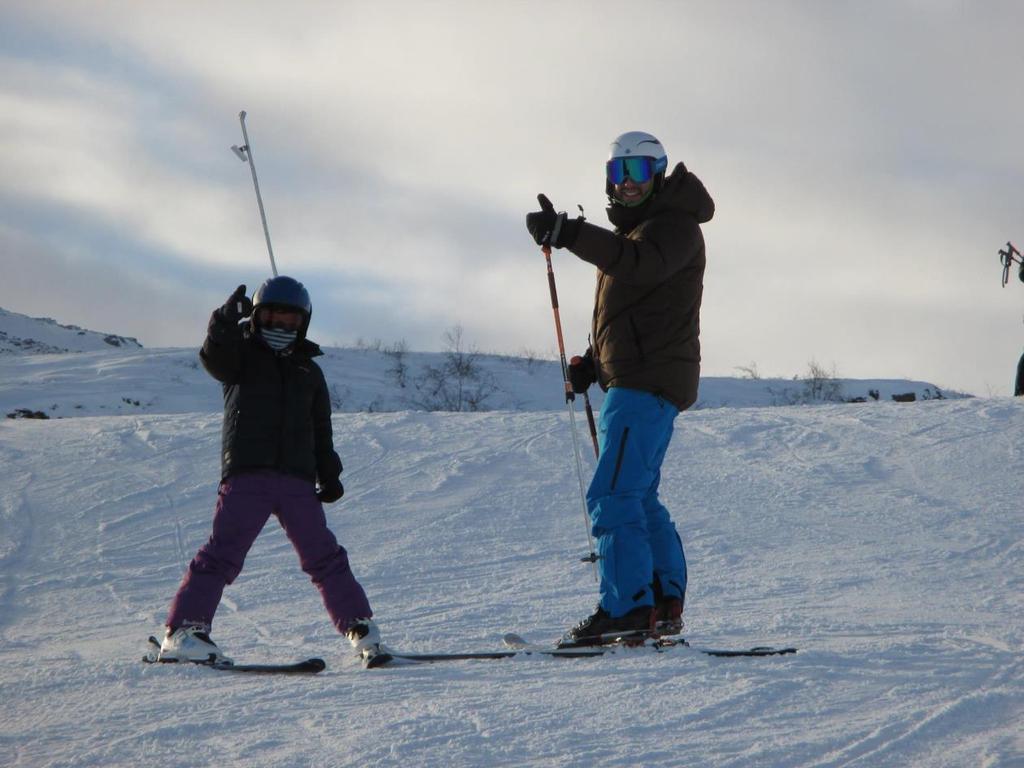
[
  {"xmin": 542, "ymin": 244, "xmax": 599, "ymax": 579},
  {"xmin": 231, "ymin": 111, "xmax": 278, "ymax": 277},
  {"xmin": 569, "ymin": 355, "xmax": 600, "ymax": 459},
  {"xmin": 584, "ymin": 394, "xmax": 598, "ymax": 457}
]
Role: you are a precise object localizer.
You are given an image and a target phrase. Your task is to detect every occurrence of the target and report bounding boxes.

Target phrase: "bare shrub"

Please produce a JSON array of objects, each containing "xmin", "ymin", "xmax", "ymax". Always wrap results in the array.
[
  {"xmin": 329, "ymin": 383, "xmax": 350, "ymax": 410},
  {"xmin": 383, "ymin": 340, "xmax": 409, "ymax": 389},
  {"xmin": 735, "ymin": 362, "xmax": 761, "ymax": 380},
  {"xmin": 766, "ymin": 359, "xmax": 844, "ymax": 405},
  {"xmin": 799, "ymin": 359, "xmax": 844, "ymax": 403},
  {"xmin": 411, "ymin": 325, "xmax": 497, "ymax": 412}
]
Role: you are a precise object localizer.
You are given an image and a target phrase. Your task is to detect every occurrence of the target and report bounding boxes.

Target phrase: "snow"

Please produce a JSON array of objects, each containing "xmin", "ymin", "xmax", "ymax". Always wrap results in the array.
[
  {"xmin": 0, "ymin": 306, "xmax": 142, "ymax": 355},
  {"xmin": 0, "ymin": 312, "xmax": 1021, "ymax": 767},
  {"xmin": 0, "ymin": 304, "xmax": 966, "ymax": 419}
]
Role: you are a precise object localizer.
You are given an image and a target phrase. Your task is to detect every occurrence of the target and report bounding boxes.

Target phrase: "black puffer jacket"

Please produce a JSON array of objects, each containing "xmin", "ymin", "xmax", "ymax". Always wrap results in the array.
[{"xmin": 200, "ymin": 311, "xmax": 342, "ymax": 485}]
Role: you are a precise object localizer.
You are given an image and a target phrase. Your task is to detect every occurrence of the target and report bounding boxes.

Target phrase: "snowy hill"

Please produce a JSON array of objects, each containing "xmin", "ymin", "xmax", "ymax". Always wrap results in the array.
[
  {"xmin": 0, "ymin": 306, "xmax": 142, "ymax": 355},
  {"xmin": 0, "ymin": 306, "xmax": 967, "ymax": 419},
  {"xmin": 1, "ymin": 397, "xmax": 1021, "ymax": 765},
  {"xmin": 2, "ymin": 305, "xmax": 1016, "ymax": 766}
]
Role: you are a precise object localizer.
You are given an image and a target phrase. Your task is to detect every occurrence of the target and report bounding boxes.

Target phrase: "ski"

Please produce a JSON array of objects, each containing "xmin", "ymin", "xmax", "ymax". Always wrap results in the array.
[
  {"xmin": 366, "ymin": 640, "xmax": 608, "ymax": 666},
  {"xmin": 375, "ymin": 645, "xmax": 605, "ymax": 664},
  {"xmin": 503, "ymin": 632, "xmax": 798, "ymax": 658},
  {"xmin": 366, "ymin": 632, "xmax": 795, "ymax": 667},
  {"xmin": 143, "ymin": 636, "xmax": 326, "ymax": 675}
]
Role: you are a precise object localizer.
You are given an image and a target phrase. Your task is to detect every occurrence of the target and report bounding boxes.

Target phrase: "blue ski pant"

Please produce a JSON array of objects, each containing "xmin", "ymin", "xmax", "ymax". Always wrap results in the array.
[{"xmin": 588, "ymin": 387, "xmax": 687, "ymax": 617}]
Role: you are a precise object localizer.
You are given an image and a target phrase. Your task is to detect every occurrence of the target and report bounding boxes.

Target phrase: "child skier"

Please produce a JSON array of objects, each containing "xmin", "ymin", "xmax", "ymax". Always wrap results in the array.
[{"xmin": 158, "ymin": 276, "xmax": 383, "ymax": 665}]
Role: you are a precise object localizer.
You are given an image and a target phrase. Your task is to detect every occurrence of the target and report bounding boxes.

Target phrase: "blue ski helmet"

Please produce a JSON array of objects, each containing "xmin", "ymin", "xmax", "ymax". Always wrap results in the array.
[{"xmin": 252, "ymin": 275, "xmax": 312, "ymax": 337}]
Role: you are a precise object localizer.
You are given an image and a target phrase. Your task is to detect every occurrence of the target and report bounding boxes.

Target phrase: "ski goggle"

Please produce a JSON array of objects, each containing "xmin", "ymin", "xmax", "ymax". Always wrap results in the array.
[
  {"xmin": 255, "ymin": 305, "xmax": 304, "ymax": 331},
  {"xmin": 606, "ymin": 155, "xmax": 667, "ymax": 185}
]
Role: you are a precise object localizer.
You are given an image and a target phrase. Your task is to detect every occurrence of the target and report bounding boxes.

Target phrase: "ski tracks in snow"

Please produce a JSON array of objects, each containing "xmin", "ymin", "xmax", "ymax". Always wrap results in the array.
[
  {"xmin": 0, "ymin": 430, "xmax": 35, "ymax": 645},
  {"xmin": 2, "ymin": 401, "xmax": 1023, "ymax": 766},
  {"xmin": 799, "ymin": 640, "xmax": 1023, "ymax": 767}
]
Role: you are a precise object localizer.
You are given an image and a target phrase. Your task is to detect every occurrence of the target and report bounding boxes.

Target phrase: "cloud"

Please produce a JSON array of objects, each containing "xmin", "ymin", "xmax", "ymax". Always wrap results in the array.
[{"xmin": 0, "ymin": 1, "xmax": 1023, "ymax": 395}]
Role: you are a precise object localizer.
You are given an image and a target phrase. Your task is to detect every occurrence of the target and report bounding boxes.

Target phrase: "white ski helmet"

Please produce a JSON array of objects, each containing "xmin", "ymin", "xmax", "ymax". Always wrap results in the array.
[{"xmin": 606, "ymin": 131, "xmax": 669, "ymax": 197}]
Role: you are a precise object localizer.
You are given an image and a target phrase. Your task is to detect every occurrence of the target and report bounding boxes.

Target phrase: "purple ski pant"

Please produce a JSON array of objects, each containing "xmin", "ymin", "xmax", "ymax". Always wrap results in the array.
[{"xmin": 166, "ymin": 471, "xmax": 371, "ymax": 634}]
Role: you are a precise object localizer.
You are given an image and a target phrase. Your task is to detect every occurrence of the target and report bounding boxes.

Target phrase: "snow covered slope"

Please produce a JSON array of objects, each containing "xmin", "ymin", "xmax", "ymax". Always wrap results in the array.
[
  {"xmin": 0, "ymin": 342, "xmax": 962, "ymax": 419},
  {"xmin": 0, "ymin": 306, "xmax": 142, "ymax": 355},
  {"xmin": 1, "ymin": 398, "xmax": 1021, "ymax": 766},
  {"xmin": 0, "ymin": 304, "xmax": 967, "ymax": 418}
]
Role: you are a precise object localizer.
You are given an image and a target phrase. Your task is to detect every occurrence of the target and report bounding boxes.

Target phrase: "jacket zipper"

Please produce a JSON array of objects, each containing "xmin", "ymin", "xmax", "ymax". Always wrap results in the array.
[{"xmin": 275, "ymin": 355, "xmax": 286, "ymax": 469}]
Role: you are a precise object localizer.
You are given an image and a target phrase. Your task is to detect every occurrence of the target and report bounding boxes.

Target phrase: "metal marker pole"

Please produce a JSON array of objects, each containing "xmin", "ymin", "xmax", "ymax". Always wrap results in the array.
[{"xmin": 231, "ymin": 111, "xmax": 278, "ymax": 277}]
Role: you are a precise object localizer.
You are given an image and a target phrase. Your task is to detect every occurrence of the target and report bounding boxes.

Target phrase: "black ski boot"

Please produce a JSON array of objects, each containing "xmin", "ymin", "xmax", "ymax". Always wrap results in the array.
[
  {"xmin": 654, "ymin": 595, "xmax": 684, "ymax": 636},
  {"xmin": 558, "ymin": 605, "xmax": 655, "ymax": 648}
]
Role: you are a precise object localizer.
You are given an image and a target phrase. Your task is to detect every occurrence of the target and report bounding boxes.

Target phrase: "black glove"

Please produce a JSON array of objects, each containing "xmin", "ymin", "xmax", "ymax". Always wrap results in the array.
[
  {"xmin": 525, "ymin": 194, "xmax": 581, "ymax": 249},
  {"xmin": 317, "ymin": 476, "xmax": 344, "ymax": 504},
  {"xmin": 568, "ymin": 348, "xmax": 597, "ymax": 394},
  {"xmin": 214, "ymin": 285, "xmax": 253, "ymax": 326}
]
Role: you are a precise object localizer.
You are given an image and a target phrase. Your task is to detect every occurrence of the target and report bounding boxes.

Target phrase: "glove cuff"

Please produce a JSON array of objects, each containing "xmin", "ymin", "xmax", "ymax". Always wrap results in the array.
[{"xmin": 557, "ymin": 216, "xmax": 583, "ymax": 249}]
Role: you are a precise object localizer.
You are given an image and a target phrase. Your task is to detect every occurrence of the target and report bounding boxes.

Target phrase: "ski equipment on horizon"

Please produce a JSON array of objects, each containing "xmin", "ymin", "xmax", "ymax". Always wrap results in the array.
[{"xmin": 998, "ymin": 241, "xmax": 1023, "ymax": 287}]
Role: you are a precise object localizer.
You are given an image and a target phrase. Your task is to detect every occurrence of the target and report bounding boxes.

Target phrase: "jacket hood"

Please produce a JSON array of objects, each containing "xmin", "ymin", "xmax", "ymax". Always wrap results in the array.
[
  {"xmin": 607, "ymin": 162, "xmax": 715, "ymax": 232},
  {"xmin": 298, "ymin": 338, "xmax": 323, "ymax": 358}
]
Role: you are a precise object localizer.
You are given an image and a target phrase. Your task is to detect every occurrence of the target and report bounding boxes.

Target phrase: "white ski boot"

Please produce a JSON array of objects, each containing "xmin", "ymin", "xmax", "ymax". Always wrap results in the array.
[
  {"xmin": 158, "ymin": 624, "xmax": 230, "ymax": 663},
  {"xmin": 346, "ymin": 618, "xmax": 389, "ymax": 668}
]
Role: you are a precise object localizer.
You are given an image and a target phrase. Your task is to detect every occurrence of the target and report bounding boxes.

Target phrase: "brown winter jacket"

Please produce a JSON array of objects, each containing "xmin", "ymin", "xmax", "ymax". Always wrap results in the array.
[{"xmin": 569, "ymin": 162, "xmax": 714, "ymax": 411}]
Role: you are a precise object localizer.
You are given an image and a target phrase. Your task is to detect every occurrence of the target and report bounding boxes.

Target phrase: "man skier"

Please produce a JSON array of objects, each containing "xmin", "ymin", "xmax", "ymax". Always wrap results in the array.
[
  {"xmin": 526, "ymin": 131, "xmax": 714, "ymax": 646},
  {"xmin": 158, "ymin": 276, "xmax": 384, "ymax": 666}
]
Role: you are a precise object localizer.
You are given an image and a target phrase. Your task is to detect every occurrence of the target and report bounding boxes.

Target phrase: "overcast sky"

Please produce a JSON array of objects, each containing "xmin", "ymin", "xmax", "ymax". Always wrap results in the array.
[{"xmin": 1, "ymin": 1, "xmax": 1022, "ymax": 395}]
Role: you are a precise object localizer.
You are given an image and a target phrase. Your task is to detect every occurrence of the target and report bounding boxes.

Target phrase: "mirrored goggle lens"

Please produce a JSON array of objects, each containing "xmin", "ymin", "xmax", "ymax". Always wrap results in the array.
[{"xmin": 606, "ymin": 156, "xmax": 656, "ymax": 184}]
